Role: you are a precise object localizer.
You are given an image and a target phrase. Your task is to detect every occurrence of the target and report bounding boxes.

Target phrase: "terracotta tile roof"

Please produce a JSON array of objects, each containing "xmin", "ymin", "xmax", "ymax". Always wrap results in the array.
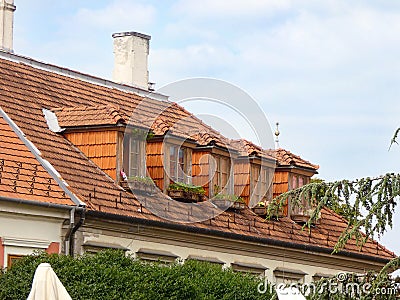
[
  {"xmin": 52, "ymin": 105, "xmax": 127, "ymax": 127},
  {"xmin": 0, "ymin": 112, "xmax": 74, "ymax": 206},
  {"xmin": 231, "ymin": 139, "xmax": 276, "ymax": 160},
  {"xmin": 0, "ymin": 54, "xmax": 394, "ymax": 261},
  {"xmin": 268, "ymin": 148, "xmax": 319, "ymax": 171},
  {"xmin": 151, "ymin": 103, "xmax": 233, "ymax": 149}
]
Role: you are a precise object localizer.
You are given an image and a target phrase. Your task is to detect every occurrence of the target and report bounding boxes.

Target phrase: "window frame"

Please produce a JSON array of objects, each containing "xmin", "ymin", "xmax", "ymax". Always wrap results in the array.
[
  {"xmin": 169, "ymin": 145, "xmax": 186, "ymax": 183},
  {"xmin": 136, "ymin": 248, "xmax": 179, "ymax": 264},
  {"xmin": 252, "ymin": 165, "xmax": 273, "ymax": 203},
  {"xmin": 274, "ymin": 267, "xmax": 307, "ymax": 285},
  {"xmin": 211, "ymin": 155, "xmax": 231, "ymax": 195},
  {"xmin": 123, "ymin": 134, "xmax": 146, "ymax": 178},
  {"xmin": 7, "ymin": 254, "xmax": 24, "ymax": 268}
]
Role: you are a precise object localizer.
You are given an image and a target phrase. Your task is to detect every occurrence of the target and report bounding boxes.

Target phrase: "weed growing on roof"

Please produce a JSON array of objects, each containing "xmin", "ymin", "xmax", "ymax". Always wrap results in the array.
[
  {"xmin": 127, "ymin": 176, "xmax": 155, "ymax": 185},
  {"xmin": 214, "ymin": 193, "xmax": 244, "ymax": 203},
  {"xmin": 168, "ymin": 182, "xmax": 205, "ymax": 195}
]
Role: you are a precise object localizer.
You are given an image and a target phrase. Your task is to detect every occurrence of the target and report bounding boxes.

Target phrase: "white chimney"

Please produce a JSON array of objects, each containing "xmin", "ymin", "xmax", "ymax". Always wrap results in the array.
[
  {"xmin": 112, "ymin": 31, "xmax": 151, "ymax": 90},
  {"xmin": 0, "ymin": 0, "xmax": 16, "ymax": 52}
]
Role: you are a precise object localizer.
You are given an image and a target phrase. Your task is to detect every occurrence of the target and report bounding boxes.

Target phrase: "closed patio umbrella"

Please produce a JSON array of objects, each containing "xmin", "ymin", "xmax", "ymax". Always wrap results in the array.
[{"xmin": 27, "ymin": 263, "xmax": 72, "ymax": 300}]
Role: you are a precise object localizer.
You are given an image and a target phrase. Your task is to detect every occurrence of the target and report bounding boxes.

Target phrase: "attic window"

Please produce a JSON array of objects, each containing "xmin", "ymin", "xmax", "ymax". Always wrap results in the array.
[
  {"xmin": 252, "ymin": 165, "xmax": 273, "ymax": 203},
  {"xmin": 168, "ymin": 144, "xmax": 191, "ymax": 184},
  {"xmin": 291, "ymin": 174, "xmax": 309, "ymax": 190},
  {"xmin": 289, "ymin": 173, "xmax": 315, "ymax": 224},
  {"xmin": 211, "ymin": 155, "xmax": 231, "ymax": 196},
  {"xmin": 123, "ymin": 133, "xmax": 146, "ymax": 177},
  {"xmin": 169, "ymin": 145, "xmax": 185, "ymax": 183}
]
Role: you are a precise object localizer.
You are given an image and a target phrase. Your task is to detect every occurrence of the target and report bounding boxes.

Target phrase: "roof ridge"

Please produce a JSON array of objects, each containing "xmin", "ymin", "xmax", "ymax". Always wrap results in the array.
[{"xmin": 0, "ymin": 50, "xmax": 169, "ymax": 102}]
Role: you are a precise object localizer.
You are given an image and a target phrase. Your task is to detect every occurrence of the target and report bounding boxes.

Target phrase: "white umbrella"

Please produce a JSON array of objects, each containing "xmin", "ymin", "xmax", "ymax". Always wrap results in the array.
[{"xmin": 27, "ymin": 263, "xmax": 72, "ymax": 300}]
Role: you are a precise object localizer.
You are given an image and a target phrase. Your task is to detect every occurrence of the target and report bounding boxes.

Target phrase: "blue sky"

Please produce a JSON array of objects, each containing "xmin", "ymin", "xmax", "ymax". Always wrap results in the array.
[{"xmin": 12, "ymin": 1, "xmax": 400, "ymax": 257}]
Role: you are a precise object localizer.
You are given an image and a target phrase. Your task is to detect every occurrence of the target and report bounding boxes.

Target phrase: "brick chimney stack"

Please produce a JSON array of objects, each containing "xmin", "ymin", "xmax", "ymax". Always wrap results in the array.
[
  {"xmin": 112, "ymin": 31, "xmax": 151, "ymax": 90},
  {"xmin": 0, "ymin": 0, "xmax": 16, "ymax": 52}
]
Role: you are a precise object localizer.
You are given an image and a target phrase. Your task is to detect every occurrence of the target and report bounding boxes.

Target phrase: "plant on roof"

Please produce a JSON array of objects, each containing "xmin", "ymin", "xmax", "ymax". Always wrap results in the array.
[
  {"xmin": 129, "ymin": 128, "xmax": 149, "ymax": 140},
  {"xmin": 168, "ymin": 182, "xmax": 205, "ymax": 195},
  {"xmin": 127, "ymin": 176, "xmax": 154, "ymax": 185},
  {"xmin": 214, "ymin": 193, "xmax": 244, "ymax": 203},
  {"xmin": 213, "ymin": 185, "xmax": 221, "ymax": 195}
]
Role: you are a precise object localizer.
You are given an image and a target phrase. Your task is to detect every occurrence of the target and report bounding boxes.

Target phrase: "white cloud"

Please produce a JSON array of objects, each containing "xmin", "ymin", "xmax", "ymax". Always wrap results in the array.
[
  {"xmin": 72, "ymin": 0, "xmax": 155, "ymax": 32},
  {"xmin": 172, "ymin": 0, "xmax": 292, "ymax": 19},
  {"xmin": 150, "ymin": 44, "xmax": 237, "ymax": 84}
]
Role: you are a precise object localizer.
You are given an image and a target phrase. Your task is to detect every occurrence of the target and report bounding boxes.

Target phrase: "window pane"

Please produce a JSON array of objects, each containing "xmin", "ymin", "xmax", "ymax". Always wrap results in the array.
[
  {"xmin": 292, "ymin": 175, "xmax": 298, "ymax": 189},
  {"xmin": 178, "ymin": 148, "xmax": 185, "ymax": 182},
  {"xmin": 299, "ymin": 176, "xmax": 304, "ymax": 187},
  {"xmin": 129, "ymin": 138, "xmax": 140, "ymax": 176},
  {"xmin": 170, "ymin": 146, "xmax": 177, "ymax": 181}
]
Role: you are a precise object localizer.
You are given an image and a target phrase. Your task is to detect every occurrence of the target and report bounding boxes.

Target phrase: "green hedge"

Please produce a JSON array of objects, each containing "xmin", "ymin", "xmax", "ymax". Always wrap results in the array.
[{"xmin": 0, "ymin": 250, "xmax": 274, "ymax": 300}]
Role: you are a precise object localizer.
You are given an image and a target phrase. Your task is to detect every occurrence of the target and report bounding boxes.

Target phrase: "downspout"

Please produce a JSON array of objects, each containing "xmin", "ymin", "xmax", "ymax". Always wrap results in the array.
[
  {"xmin": 63, "ymin": 207, "xmax": 75, "ymax": 256},
  {"xmin": 0, "ymin": 196, "xmax": 86, "ymax": 256},
  {"xmin": 69, "ymin": 208, "xmax": 85, "ymax": 257}
]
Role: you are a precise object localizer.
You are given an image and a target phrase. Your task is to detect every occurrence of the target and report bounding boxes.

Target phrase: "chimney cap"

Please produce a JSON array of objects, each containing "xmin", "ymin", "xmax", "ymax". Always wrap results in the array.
[{"xmin": 112, "ymin": 31, "xmax": 151, "ymax": 40}]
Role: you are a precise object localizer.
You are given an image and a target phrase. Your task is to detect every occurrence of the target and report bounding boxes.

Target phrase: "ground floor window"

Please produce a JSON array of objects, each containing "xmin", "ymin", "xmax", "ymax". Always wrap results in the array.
[
  {"xmin": 7, "ymin": 254, "xmax": 24, "ymax": 268},
  {"xmin": 136, "ymin": 248, "xmax": 179, "ymax": 264},
  {"xmin": 274, "ymin": 267, "xmax": 307, "ymax": 285}
]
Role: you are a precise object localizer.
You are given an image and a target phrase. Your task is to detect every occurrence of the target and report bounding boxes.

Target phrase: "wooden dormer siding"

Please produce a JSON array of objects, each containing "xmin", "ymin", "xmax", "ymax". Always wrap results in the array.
[
  {"xmin": 273, "ymin": 171, "xmax": 290, "ymax": 216},
  {"xmin": 234, "ymin": 158, "xmax": 274, "ymax": 207},
  {"xmin": 64, "ymin": 129, "xmax": 118, "ymax": 180},
  {"xmin": 146, "ymin": 138, "xmax": 194, "ymax": 193},
  {"xmin": 192, "ymin": 150, "xmax": 211, "ymax": 197},
  {"xmin": 146, "ymin": 141, "xmax": 165, "ymax": 191}
]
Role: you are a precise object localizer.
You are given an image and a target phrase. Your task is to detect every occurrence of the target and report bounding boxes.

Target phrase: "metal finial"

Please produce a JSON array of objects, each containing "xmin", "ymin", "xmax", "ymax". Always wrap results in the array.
[{"xmin": 275, "ymin": 122, "xmax": 280, "ymax": 148}]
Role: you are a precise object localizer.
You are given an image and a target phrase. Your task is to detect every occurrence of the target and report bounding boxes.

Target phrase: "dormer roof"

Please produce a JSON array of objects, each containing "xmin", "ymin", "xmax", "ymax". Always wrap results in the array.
[{"xmin": 52, "ymin": 104, "xmax": 127, "ymax": 128}]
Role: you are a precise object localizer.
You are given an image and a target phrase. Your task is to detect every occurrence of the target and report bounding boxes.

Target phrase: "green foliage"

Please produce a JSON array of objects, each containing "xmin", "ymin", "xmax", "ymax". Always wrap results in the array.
[
  {"xmin": 127, "ymin": 176, "xmax": 154, "ymax": 185},
  {"xmin": 168, "ymin": 182, "xmax": 205, "ymax": 195},
  {"xmin": 389, "ymin": 127, "xmax": 400, "ymax": 149},
  {"xmin": 310, "ymin": 178, "xmax": 353, "ymax": 219},
  {"xmin": 128, "ymin": 128, "xmax": 155, "ymax": 141},
  {"xmin": 214, "ymin": 193, "xmax": 244, "ymax": 203},
  {"xmin": 269, "ymin": 173, "xmax": 400, "ymax": 253},
  {"xmin": 0, "ymin": 250, "xmax": 274, "ymax": 300},
  {"xmin": 268, "ymin": 173, "xmax": 400, "ymax": 297},
  {"xmin": 307, "ymin": 272, "xmax": 398, "ymax": 300}
]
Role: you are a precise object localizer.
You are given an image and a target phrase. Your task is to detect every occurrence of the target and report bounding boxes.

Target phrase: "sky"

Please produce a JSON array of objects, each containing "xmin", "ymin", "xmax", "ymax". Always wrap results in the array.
[{"xmin": 11, "ymin": 1, "xmax": 400, "ymax": 258}]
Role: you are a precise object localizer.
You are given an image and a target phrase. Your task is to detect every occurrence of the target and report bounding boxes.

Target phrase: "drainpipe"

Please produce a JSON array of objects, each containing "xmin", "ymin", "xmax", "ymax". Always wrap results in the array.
[
  {"xmin": 69, "ymin": 208, "xmax": 85, "ymax": 257},
  {"xmin": 0, "ymin": 196, "xmax": 85, "ymax": 256},
  {"xmin": 64, "ymin": 207, "xmax": 85, "ymax": 257},
  {"xmin": 63, "ymin": 207, "xmax": 75, "ymax": 256}
]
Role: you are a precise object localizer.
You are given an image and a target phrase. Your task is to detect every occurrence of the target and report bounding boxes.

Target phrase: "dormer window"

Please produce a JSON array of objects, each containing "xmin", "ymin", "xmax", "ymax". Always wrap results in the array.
[
  {"xmin": 252, "ymin": 165, "xmax": 272, "ymax": 203},
  {"xmin": 169, "ymin": 145, "xmax": 185, "ymax": 183},
  {"xmin": 291, "ymin": 174, "xmax": 309, "ymax": 190},
  {"xmin": 123, "ymin": 133, "xmax": 146, "ymax": 177},
  {"xmin": 211, "ymin": 155, "xmax": 231, "ymax": 195}
]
